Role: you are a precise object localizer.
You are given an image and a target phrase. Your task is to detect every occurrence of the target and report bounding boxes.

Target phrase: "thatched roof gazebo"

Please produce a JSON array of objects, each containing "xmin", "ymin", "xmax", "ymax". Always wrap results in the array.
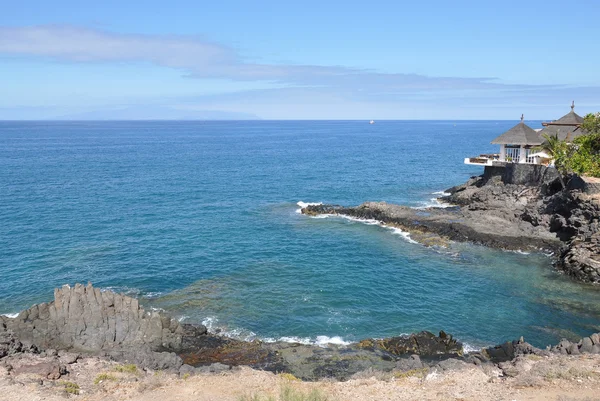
[
  {"xmin": 487, "ymin": 115, "xmax": 542, "ymax": 163},
  {"xmin": 538, "ymin": 101, "xmax": 587, "ymax": 141},
  {"xmin": 491, "ymin": 115, "xmax": 543, "ymax": 146}
]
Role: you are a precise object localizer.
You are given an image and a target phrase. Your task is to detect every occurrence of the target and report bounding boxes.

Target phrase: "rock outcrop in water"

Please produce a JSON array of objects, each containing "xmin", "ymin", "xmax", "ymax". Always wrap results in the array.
[
  {"xmin": 2, "ymin": 283, "xmax": 184, "ymax": 352},
  {"xmin": 302, "ymin": 172, "xmax": 600, "ymax": 284},
  {"xmin": 0, "ymin": 283, "xmax": 186, "ymax": 370},
  {"xmin": 2, "ymin": 284, "xmax": 600, "ymax": 382}
]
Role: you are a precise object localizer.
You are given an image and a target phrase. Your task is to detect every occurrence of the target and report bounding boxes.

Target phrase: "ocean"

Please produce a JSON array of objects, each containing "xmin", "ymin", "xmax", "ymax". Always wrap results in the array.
[{"xmin": 1, "ymin": 120, "xmax": 599, "ymax": 350}]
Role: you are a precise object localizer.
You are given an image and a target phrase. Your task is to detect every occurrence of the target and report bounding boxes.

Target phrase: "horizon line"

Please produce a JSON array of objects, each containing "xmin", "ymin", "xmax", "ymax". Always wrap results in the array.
[{"xmin": 0, "ymin": 118, "xmax": 549, "ymax": 122}]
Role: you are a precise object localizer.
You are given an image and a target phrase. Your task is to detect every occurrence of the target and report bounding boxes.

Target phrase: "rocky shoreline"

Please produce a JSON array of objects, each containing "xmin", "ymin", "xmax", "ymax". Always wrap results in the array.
[
  {"xmin": 301, "ymin": 171, "xmax": 600, "ymax": 284},
  {"xmin": 2, "ymin": 283, "xmax": 600, "ymax": 388}
]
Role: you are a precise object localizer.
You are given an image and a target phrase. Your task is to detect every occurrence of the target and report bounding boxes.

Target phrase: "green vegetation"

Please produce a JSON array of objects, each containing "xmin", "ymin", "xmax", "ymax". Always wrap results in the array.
[
  {"xmin": 582, "ymin": 112, "xmax": 600, "ymax": 135},
  {"xmin": 113, "ymin": 363, "xmax": 138, "ymax": 374},
  {"xmin": 278, "ymin": 372, "xmax": 301, "ymax": 382},
  {"xmin": 94, "ymin": 373, "xmax": 118, "ymax": 385},
  {"xmin": 535, "ymin": 112, "xmax": 600, "ymax": 182},
  {"xmin": 59, "ymin": 381, "xmax": 80, "ymax": 395},
  {"xmin": 239, "ymin": 385, "xmax": 333, "ymax": 401},
  {"xmin": 393, "ymin": 367, "xmax": 429, "ymax": 379}
]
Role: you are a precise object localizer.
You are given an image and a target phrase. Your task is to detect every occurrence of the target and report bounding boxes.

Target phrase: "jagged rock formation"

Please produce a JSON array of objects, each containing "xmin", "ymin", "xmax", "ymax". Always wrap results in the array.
[
  {"xmin": 0, "ymin": 283, "xmax": 189, "ymax": 370},
  {"xmin": 0, "ymin": 283, "xmax": 183, "ymax": 352},
  {"xmin": 2, "ymin": 284, "xmax": 600, "ymax": 382}
]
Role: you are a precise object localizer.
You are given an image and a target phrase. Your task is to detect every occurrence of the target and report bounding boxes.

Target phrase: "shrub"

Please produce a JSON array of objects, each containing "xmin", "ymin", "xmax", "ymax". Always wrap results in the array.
[
  {"xmin": 113, "ymin": 363, "xmax": 138, "ymax": 374},
  {"xmin": 278, "ymin": 373, "xmax": 300, "ymax": 382},
  {"xmin": 60, "ymin": 381, "xmax": 80, "ymax": 395},
  {"xmin": 239, "ymin": 385, "xmax": 332, "ymax": 401},
  {"xmin": 94, "ymin": 373, "xmax": 118, "ymax": 385}
]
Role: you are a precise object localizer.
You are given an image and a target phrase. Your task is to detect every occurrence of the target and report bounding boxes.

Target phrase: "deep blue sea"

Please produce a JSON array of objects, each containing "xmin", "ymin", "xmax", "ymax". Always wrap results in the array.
[{"xmin": 1, "ymin": 120, "xmax": 600, "ymax": 350}]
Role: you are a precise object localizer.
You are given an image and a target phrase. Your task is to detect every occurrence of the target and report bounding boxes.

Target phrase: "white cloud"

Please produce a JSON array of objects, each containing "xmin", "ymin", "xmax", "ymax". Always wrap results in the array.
[
  {"xmin": 1, "ymin": 25, "xmax": 599, "ymax": 119},
  {"xmin": 0, "ymin": 25, "xmax": 516, "ymax": 90}
]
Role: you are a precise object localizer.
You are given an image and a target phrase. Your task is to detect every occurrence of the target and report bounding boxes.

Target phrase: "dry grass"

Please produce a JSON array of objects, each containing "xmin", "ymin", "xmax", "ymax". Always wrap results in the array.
[
  {"xmin": 278, "ymin": 373, "xmax": 301, "ymax": 382},
  {"xmin": 239, "ymin": 385, "xmax": 333, "ymax": 401},
  {"xmin": 113, "ymin": 363, "xmax": 138, "ymax": 374},
  {"xmin": 94, "ymin": 372, "xmax": 118, "ymax": 385},
  {"xmin": 59, "ymin": 380, "xmax": 80, "ymax": 395},
  {"xmin": 394, "ymin": 367, "xmax": 429, "ymax": 379}
]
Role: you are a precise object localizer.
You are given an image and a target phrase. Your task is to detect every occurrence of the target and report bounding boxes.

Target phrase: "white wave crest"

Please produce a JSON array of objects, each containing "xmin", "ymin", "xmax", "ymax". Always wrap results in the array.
[
  {"xmin": 299, "ymin": 209, "xmax": 419, "ymax": 245},
  {"xmin": 414, "ymin": 198, "xmax": 455, "ymax": 209},
  {"xmin": 388, "ymin": 227, "xmax": 419, "ymax": 244},
  {"xmin": 296, "ymin": 201, "xmax": 323, "ymax": 214},
  {"xmin": 143, "ymin": 291, "xmax": 163, "ymax": 299},
  {"xmin": 201, "ymin": 316, "xmax": 257, "ymax": 341},
  {"xmin": 1, "ymin": 313, "xmax": 19, "ymax": 318},
  {"xmin": 201, "ymin": 316, "xmax": 219, "ymax": 331},
  {"xmin": 334, "ymin": 215, "xmax": 381, "ymax": 226},
  {"xmin": 413, "ymin": 191, "xmax": 455, "ymax": 209},
  {"xmin": 263, "ymin": 335, "xmax": 352, "ymax": 347},
  {"xmin": 503, "ymin": 249, "xmax": 532, "ymax": 255},
  {"xmin": 462, "ymin": 343, "xmax": 482, "ymax": 354},
  {"xmin": 335, "ymin": 215, "xmax": 419, "ymax": 244}
]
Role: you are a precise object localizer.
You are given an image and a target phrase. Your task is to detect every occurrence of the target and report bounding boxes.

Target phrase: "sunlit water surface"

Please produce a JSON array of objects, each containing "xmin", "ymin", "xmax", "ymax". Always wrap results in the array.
[{"xmin": 1, "ymin": 120, "xmax": 599, "ymax": 349}]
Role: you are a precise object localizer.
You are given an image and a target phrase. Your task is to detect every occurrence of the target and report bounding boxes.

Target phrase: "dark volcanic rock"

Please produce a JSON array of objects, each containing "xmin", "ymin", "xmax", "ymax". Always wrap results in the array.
[
  {"xmin": 303, "ymin": 201, "xmax": 561, "ymax": 253},
  {"xmin": 356, "ymin": 331, "xmax": 462, "ymax": 357},
  {"xmin": 12, "ymin": 362, "xmax": 67, "ymax": 380},
  {"xmin": 304, "ymin": 170, "xmax": 600, "ymax": 284},
  {"xmin": 395, "ymin": 355, "xmax": 423, "ymax": 371},
  {"xmin": 2, "ymin": 283, "xmax": 186, "ymax": 370},
  {"xmin": 3, "ymin": 283, "xmax": 184, "ymax": 352},
  {"xmin": 4, "ymin": 284, "xmax": 600, "ymax": 382}
]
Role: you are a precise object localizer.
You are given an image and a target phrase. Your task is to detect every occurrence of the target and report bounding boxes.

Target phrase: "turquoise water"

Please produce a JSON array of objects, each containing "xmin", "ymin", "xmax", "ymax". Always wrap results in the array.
[{"xmin": 1, "ymin": 120, "xmax": 599, "ymax": 349}]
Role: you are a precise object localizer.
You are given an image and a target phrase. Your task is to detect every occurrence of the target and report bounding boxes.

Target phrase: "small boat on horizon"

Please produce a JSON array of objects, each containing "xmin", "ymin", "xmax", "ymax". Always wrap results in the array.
[{"xmin": 369, "ymin": 120, "xmax": 375, "ymax": 124}]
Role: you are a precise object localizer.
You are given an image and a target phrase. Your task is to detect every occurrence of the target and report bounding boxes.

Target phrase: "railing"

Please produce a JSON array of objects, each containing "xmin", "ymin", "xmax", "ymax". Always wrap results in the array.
[
  {"xmin": 505, "ymin": 147, "xmax": 520, "ymax": 162},
  {"xmin": 525, "ymin": 149, "xmax": 535, "ymax": 164}
]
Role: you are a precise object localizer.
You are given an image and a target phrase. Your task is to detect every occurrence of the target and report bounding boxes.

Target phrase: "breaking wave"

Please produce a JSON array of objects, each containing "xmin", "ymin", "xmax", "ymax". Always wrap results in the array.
[
  {"xmin": 1, "ymin": 313, "xmax": 19, "ymax": 318},
  {"xmin": 201, "ymin": 315, "xmax": 352, "ymax": 347},
  {"xmin": 296, "ymin": 201, "xmax": 322, "ymax": 214}
]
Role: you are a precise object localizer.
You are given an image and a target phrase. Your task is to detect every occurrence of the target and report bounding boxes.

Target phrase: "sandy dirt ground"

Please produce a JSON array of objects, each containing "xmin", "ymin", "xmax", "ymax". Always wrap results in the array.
[{"xmin": 1, "ymin": 353, "xmax": 600, "ymax": 401}]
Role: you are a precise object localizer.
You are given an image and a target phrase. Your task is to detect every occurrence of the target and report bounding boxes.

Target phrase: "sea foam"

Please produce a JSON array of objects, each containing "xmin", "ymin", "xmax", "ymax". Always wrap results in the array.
[
  {"xmin": 298, "ymin": 203, "xmax": 419, "ymax": 244},
  {"xmin": 413, "ymin": 191, "xmax": 455, "ymax": 209},
  {"xmin": 296, "ymin": 201, "xmax": 322, "ymax": 214},
  {"xmin": 201, "ymin": 315, "xmax": 352, "ymax": 346},
  {"xmin": 1, "ymin": 313, "xmax": 19, "ymax": 318},
  {"xmin": 263, "ymin": 335, "xmax": 352, "ymax": 347}
]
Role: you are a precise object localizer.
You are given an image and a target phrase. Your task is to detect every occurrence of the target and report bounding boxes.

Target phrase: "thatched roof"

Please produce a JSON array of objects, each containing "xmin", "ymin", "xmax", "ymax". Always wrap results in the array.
[
  {"xmin": 542, "ymin": 102, "xmax": 584, "ymax": 126},
  {"xmin": 491, "ymin": 116, "xmax": 543, "ymax": 145},
  {"xmin": 538, "ymin": 125, "xmax": 588, "ymax": 142}
]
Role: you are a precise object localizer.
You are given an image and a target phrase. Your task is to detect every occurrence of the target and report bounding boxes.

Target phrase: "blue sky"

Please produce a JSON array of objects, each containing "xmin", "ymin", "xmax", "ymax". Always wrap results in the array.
[{"xmin": 1, "ymin": 0, "xmax": 599, "ymax": 119}]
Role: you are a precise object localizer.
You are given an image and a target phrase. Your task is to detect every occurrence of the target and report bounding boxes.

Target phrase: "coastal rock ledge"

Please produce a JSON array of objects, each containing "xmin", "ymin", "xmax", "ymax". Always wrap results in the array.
[
  {"xmin": 2, "ymin": 284, "xmax": 600, "ymax": 384},
  {"xmin": 302, "ymin": 170, "xmax": 600, "ymax": 284}
]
